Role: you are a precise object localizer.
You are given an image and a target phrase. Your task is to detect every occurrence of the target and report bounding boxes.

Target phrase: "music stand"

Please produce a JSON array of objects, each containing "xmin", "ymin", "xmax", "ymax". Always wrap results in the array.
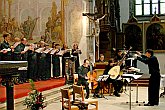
[
  {"xmin": 122, "ymin": 72, "xmax": 144, "ymax": 110},
  {"xmin": 97, "ymin": 75, "xmax": 109, "ymax": 100},
  {"xmin": 160, "ymin": 75, "xmax": 165, "ymax": 97},
  {"xmin": 64, "ymin": 56, "xmax": 77, "ymax": 84}
]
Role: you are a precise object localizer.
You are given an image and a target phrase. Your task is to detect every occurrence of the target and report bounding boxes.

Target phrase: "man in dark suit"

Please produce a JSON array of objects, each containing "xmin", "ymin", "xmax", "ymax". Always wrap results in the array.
[
  {"xmin": 96, "ymin": 54, "xmax": 105, "ymax": 62},
  {"xmin": 136, "ymin": 49, "xmax": 160, "ymax": 106},
  {"xmin": 0, "ymin": 33, "xmax": 12, "ymax": 61},
  {"xmin": 13, "ymin": 38, "xmax": 28, "ymax": 61},
  {"xmin": 13, "ymin": 38, "xmax": 28, "ymax": 83}
]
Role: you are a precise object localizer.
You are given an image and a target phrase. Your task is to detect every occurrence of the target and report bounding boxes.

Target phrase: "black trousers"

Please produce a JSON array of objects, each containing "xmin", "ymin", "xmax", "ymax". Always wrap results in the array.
[
  {"xmin": 94, "ymin": 78, "xmax": 123, "ymax": 94},
  {"xmin": 148, "ymin": 75, "xmax": 160, "ymax": 105},
  {"xmin": 77, "ymin": 80, "xmax": 89, "ymax": 97}
]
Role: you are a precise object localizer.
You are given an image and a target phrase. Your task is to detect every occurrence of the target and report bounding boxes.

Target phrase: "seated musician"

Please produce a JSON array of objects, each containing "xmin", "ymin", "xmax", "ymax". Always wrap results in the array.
[
  {"xmin": 93, "ymin": 58, "xmax": 123, "ymax": 97},
  {"xmin": 114, "ymin": 49, "xmax": 125, "ymax": 68},
  {"xmin": 77, "ymin": 59, "xmax": 90, "ymax": 99},
  {"xmin": 96, "ymin": 54, "xmax": 105, "ymax": 62}
]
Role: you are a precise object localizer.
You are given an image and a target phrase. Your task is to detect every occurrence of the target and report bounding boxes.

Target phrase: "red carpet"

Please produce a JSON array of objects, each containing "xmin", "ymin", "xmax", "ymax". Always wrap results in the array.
[{"xmin": 0, "ymin": 78, "xmax": 65, "ymax": 103}]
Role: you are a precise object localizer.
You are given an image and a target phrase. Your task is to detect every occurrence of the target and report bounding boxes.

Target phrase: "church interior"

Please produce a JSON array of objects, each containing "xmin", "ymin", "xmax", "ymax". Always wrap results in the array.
[{"xmin": 1, "ymin": 0, "xmax": 165, "ymax": 110}]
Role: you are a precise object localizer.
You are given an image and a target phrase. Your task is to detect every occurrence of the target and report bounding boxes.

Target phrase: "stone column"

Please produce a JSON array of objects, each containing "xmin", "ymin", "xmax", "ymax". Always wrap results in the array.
[
  {"xmin": 0, "ymin": 0, "xmax": 2, "ymax": 20},
  {"xmin": 88, "ymin": 0, "xmax": 96, "ymax": 63},
  {"xmin": 4, "ymin": 0, "xmax": 6, "ymax": 16},
  {"xmin": 61, "ymin": 0, "xmax": 65, "ymax": 44},
  {"xmin": 129, "ymin": 0, "xmax": 134, "ymax": 18},
  {"xmin": 8, "ymin": 0, "xmax": 13, "ymax": 18}
]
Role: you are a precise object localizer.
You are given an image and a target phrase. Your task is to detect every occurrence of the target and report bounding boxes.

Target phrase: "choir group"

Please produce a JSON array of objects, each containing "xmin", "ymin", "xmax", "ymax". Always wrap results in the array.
[{"xmin": 0, "ymin": 33, "xmax": 82, "ymax": 84}]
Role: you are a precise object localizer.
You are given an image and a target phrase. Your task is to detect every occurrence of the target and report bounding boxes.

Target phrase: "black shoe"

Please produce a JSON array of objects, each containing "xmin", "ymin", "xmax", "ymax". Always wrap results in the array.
[
  {"xmin": 93, "ymin": 93, "xmax": 97, "ymax": 97},
  {"xmin": 114, "ymin": 92, "xmax": 120, "ymax": 97},
  {"xmin": 144, "ymin": 103, "xmax": 154, "ymax": 106},
  {"xmin": 85, "ymin": 96, "xmax": 89, "ymax": 99},
  {"xmin": 1, "ymin": 81, "xmax": 6, "ymax": 86},
  {"xmin": 93, "ymin": 93, "xmax": 100, "ymax": 98},
  {"xmin": 19, "ymin": 81, "xmax": 24, "ymax": 84}
]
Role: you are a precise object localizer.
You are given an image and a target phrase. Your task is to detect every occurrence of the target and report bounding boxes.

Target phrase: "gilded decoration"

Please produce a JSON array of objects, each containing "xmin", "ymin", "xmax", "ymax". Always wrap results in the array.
[{"xmin": 0, "ymin": 0, "xmax": 84, "ymax": 48}]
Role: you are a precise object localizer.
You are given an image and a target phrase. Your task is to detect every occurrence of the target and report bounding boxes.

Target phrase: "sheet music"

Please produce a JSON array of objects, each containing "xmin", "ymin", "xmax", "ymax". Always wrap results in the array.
[
  {"xmin": 97, "ymin": 75, "xmax": 109, "ymax": 81},
  {"xmin": 160, "ymin": 75, "xmax": 165, "ymax": 88},
  {"xmin": 102, "ymin": 75, "xmax": 110, "ymax": 81},
  {"xmin": 0, "ymin": 61, "xmax": 27, "ymax": 64},
  {"xmin": 50, "ymin": 49, "xmax": 56, "ymax": 55},
  {"xmin": 50, "ymin": 49, "xmax": 59, "ymax": 55},
  {"xmin": 97, "ymin": 76, "xmax": 103, "ymax": 81},
  {"xmin": 122, "ymin": 73, "xmax": 142, "ymax": 79},
  {"xmin": 161, "ymin": 74, "xmax": 165, "ymax": 78},
  {"xmin": 2, "ymin": 48, "xmax": 11, "ymax": 51},
  {"xmin": 56, "ymin": 50, "xmax": 65, "ymax": 56},
  {"xmin": 73, "ymin": 49, "xmax": 81, "ymax": 54},
  {"xmin": 66, "ymin": 49, "xmax": 72, "ymax": 52},
  {"xmin": 129, "ymin": 67, "xmax": 140, "ymax": 72},
  {"xmin": 24, "ymin": 46, "xmax": 29, "ymax": 51},
  {"xmin": 43, "ymin": 48, "xmax": 53, "ymax": 54},
  {"xmin": 13, "ymin": 42, "xmax": 21, "ymax": 48},
  {"xmin": 18, "ymin": 67, "xmax": 27, "ymax": 70},
  {"xmin": 133, "ymin": 75, "xmax": 142, "ymax": 79},
  {"xmin": 33, "ymin": 44, "xmax": 38, "ymax": 49},
  {"xmin": 35, "ymin": 47, "xmax": 45, "ymax": 53}
]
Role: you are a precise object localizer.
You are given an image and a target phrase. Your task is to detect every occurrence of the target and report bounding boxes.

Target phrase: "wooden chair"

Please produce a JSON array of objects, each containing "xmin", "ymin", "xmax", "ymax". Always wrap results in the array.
[
  {"xmin": 61, "ymin": 88, "xmax": 79, "ymax": 110},
  {"xmin": 73, "ymin": 74, "xmax": 78, "ymax": 85},
  {"xmin": 73, "ymin": 85, "xmax": 98, "ymax": 110}
]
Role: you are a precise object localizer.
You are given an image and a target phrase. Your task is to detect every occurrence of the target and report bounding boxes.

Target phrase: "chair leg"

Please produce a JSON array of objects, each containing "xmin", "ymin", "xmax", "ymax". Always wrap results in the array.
[
  {"xmin": 96, "ymin": 101, "xmax": 98, "ymax": 110},
  {"xmin": 109, "ymin": 83, "xmax": 114, "ymax": 96}
]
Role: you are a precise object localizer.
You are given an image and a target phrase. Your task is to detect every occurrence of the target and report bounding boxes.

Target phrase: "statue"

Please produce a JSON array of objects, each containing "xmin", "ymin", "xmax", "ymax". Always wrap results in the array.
[
  {"xmin": 44, "ymin": 29, "xmax": 52, "ymax": 44},
  {"xmin": 22, "ymin": 16, "xmax": 39, "ymax": 40},
  {"xmin": 46, "ymin": 17, "xmax": 53, "ymax": 34},
  {"xmin": 11, "ymin": 17, "xmax": 18, "ymax": 32},
  {"xmin": 51, "ymin": 1, "xmax": 57, "ymax": 23},
  {"xmin": 0, "ymin": 16, "xmax": 8, "ymax": 33},
  {"xmin": 7, "ymin": 18, "xmax": 12, "ymax": 33},
  {"xmin": 85, "ymin": 14, "xmax": 106, "ymax": 46}
]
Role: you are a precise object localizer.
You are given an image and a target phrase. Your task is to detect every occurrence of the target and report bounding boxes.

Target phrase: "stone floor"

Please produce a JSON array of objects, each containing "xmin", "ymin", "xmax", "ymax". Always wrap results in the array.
[
  {"xmin": 45, "ymin": 87, "xmax": 165, "ymax": 110},
  {"xmin": 1, "ymin": 86, "xmax": 165, "ymax": 110}
]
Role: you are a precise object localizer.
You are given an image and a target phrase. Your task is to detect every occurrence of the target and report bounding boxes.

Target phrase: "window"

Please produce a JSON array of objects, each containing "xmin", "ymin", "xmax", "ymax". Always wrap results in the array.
[{"xmin": 135, "ymin": 0, "xmax": 165, "ymax": 16}]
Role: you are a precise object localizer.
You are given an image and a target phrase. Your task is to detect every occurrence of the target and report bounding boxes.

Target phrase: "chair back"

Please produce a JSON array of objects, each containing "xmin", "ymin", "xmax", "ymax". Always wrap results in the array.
[
  {"xmin": 73, "ymin": 74, "xmax": 78, "ymax": 84},
  {"xmin": 73, "ymin": 85, "xmax": 85, "ymax": 101},
  {"xmin": 61, "ymin": 89, "xmax": 70, "ymax": 99},
  {"xmin": 61, "ymin": 88, "xmax": 71, "ymax": 110}
]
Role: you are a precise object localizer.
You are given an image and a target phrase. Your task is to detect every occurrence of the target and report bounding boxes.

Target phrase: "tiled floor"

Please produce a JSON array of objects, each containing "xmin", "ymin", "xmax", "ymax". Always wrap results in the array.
[{"xmin": 45, "ymin": 87, "xmax": 165, "ymax": 110}]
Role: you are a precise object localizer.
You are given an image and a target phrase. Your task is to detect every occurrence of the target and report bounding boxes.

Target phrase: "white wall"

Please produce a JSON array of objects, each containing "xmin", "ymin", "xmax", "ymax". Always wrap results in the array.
[
  {"xmin": 119, "ymin": 0, "xmax": 129, "ymax": 31},
  {"xmin": 155, "ymin": 53, "xmax": 165, "ymax": 75}
]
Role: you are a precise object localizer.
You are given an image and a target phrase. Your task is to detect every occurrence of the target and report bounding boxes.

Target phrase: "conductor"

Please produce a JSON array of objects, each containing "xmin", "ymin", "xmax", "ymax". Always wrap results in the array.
[{"xmin": 136, "ymin": 49, "xmax": 160, "ymax": 106}]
